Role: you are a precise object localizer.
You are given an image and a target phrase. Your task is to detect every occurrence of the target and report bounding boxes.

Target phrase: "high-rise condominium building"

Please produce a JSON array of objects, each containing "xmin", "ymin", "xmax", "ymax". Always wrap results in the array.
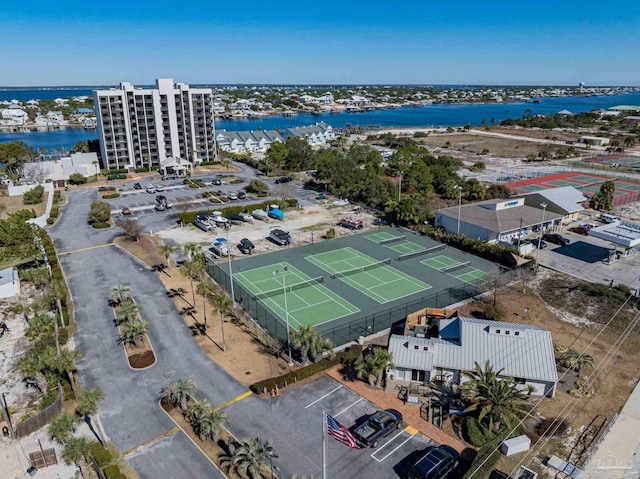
[{"xmin": 93, "ymin": 79, "xmax": 215, "ymax": 170}]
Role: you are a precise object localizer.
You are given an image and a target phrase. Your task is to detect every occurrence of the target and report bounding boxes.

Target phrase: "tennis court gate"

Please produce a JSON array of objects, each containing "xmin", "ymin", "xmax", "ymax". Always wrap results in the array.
[{"xmin": 207, "ymin": 263, "xmax": 514, "ymax": 346}]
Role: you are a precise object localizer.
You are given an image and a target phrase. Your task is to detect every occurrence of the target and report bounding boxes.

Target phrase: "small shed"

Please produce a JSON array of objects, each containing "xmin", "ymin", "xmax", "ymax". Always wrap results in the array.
[{"xmin": 501, "ymin": 435, "xmax": 531, "ymax": 456}]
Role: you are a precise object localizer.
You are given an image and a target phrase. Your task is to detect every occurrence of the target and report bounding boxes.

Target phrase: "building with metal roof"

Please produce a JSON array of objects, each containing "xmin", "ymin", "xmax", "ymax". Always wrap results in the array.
[
  {"xmin": 512, "ymin": 186, "xmax": 587, "ymax": 222},
  {"xmin": 387, "ymin": 317, "xmax": 558, "ymax": 397},
  {"xmin": 435, "ymin": 197, "xmax": 564, "ymax": 244}
]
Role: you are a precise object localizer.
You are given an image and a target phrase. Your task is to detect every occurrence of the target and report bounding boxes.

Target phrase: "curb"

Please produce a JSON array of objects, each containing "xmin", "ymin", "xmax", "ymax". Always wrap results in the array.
[{"xmin": 112, "ymin": 242, "xmax": 155, "ymax": 271}]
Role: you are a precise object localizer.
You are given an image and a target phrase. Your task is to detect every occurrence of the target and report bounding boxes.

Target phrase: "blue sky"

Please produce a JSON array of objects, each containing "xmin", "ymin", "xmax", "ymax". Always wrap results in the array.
[{"xmin": 2, "ymin": 0, "xmax": 639, "ymax": 86}]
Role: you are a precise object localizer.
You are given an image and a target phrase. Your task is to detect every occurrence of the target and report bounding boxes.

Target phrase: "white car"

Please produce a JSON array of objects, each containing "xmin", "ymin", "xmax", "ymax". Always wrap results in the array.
[
  {"xmin": 146, "ymin": 185, "xmax": 157, "ymax": 194},
  {"xmin": 155, "ymin": 184, "xmax": 164, "ymax": 192}
]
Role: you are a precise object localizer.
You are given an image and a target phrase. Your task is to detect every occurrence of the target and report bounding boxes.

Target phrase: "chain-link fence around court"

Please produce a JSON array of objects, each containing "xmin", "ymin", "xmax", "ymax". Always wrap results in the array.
[{"xmin": 207, "ymin": 262, "xmax": 514, "ymax": 346}]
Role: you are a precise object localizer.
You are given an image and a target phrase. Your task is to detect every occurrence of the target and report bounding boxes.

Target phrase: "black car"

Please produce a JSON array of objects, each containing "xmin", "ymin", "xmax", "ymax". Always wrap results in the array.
[
  {"xmin": 542, "ymin": 233, "xmax": 570, "ymax": 246},
  {"xmin": 408, "ymin": 446, "xmax": 459, "ymax": 479},
  {"xmin": 133, "ymin": 182, "xmax": 142, "ymax": 189},
  {"xmin": 237, "ymin": 191, "xmax": 247, "ymax": 199},
  {"xmin": 238, "ymin": 238, "xmax": 255, "ymax": 255},
  {"xmin": 275, "ymin": 176, "xmax": 291, "ymax": 184}
]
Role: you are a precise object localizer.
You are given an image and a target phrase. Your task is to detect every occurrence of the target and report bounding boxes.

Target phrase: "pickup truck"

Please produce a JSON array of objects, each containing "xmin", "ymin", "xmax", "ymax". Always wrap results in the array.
[{"xmin": 351, "ymin": 409, "xmax": 402, "ymax": 448}]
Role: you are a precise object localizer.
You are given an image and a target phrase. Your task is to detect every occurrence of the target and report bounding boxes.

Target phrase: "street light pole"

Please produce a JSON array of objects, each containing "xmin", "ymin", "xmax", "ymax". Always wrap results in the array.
[
  {"xmin": 273, "ymin": 267, "xmax": 293, "ymax": 365},
  {"xmin": 536, "ymin": 202, "xmax": 547, "ymax": 267},
  {"xmin": 398, "ymin": 172, "xmax": 403, "ymax": 202},
  {"xmin": 455, "ymin": 185, "xmax": 463, "ymax": 236},
  {"xmin": 225, "ymin": 230, "xmax": 235, "ymax": 303}
]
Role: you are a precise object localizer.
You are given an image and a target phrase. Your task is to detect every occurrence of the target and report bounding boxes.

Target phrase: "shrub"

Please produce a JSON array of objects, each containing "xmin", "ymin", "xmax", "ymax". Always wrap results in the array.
[
  {"xmin": 46, "ymin": 217, "xmax": 55, "ymax": 225},
  {"xmin": 89, "ymin": 201, "xmax": 111, "ymax": 223},
  {"xmin": 88, "ymin": 441, "xmax": 112, "ymax": 467},
  {"xmin": 483, "ymin": 303, "xmax": 503, "ymax": 321},
  {"xmin": 103, "ymin": 465, "xmax": 122, "ymax": 479},
  {"xmin": 463, "ymin": 416, "xmax": 494, "ymax": 447},
  {"xmin": 106, "ymin": 168, "xmax": 128, "ymax": 175},
  {"xmin": 101, "ymin": 193, "xmax": 120, "ymax": 199},
  {"xmin": 413, "ymin": 131, "xmax": 428, "ymax": 138},
  {"xmin": 98, "ymin": 186, "xmax": 117, "ymax": 192},
  {"xmin": 50, "ymin": 207, "xmax": 59, "ymax": 218},
  {"xmin": 23, "ymin": 185, "xmax": 45, "ymax": 205},
  {"xmin": 250, "ymin": 349, "xmax": 359, "ymax": 394},
  {"xmin": 246, "ymin": 179, "xmax": 268, "ymax": 195},
  {"xmin": 135, "ymin": 167, "xmax": 149, "ymax": 173},
  {"xmin": 68, "ymin": 173, "xmax": 87, "ymax": 185},
  {"xmin": 200, "ymin": 161, "xmax": 220, "ymax": 166},
  {"xmin": 92, "ymin": 222, "xmax": 111, "ymax": 229}
]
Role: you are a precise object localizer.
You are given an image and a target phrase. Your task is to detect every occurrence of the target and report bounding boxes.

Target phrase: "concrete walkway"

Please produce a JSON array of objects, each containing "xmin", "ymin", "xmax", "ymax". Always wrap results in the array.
[{"xmin": 584, "ymin": 381, "xmax": 640, "ymax": 478}]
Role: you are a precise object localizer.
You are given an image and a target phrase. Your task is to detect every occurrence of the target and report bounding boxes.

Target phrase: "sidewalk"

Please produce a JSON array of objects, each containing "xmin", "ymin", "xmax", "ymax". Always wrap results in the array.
[
  {"xmin": 325, "ymin": 366, "xmax": 468, "ymax": 453},
  {"xmin": 584, "ymin": 380, "xmax": 640, "ymax": 478}
]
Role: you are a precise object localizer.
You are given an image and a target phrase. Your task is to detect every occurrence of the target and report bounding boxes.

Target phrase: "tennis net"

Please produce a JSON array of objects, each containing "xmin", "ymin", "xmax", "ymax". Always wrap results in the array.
[
  {"xmin": 379, "ymin": 235, "xmax": 406, "ymax": 245},
  {"xmin": 331, "ymin": 259, "xmax": 391, "ymax": 279},
  {"xmin": 253, "ymin": 276, "xmax": 324, "ymax": 300},
  {"xmin": 397, "ymin": 244, "xmax": 446, "ymax": 261},
  {"xmin": 441, "ymin": 261, "xmax": 471, "ymax": 273}
]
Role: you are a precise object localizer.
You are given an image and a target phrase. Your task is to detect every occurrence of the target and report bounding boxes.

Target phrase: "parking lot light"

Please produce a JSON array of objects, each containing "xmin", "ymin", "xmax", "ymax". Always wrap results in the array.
[
  {"xmin": 273, "ymin": 266, "xmax": 293, "ymax": 366},
  {"xmin": 536, "ymin": 202, "xmax": 547, "ymax": 266}
]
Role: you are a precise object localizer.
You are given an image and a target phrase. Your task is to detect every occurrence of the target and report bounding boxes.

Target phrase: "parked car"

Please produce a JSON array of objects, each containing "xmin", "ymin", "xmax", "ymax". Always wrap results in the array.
[
  {"xmin": 275, "ymin": 176, "xmax": 291, "ymax": 184},
  {"xmin": 227, "ymin": 193, "xmax": 238, "ymax": 201},
  {"xmin": 156, "ymin": 195, "xmax": 171, "ymax": 208},
  {"xmin": 543, "ymin": 233, "xmax": 570, "ymax": 246},
  {"xmin": 408, "ymin": 446, "xmax": 459, "ymax": 479},
  {"xmin": 238, "ymin": 238, "xmax": 255, "ymax": 255},
  {"xmin": 212, "ymin": 178, "xmax": 222, "ymax": 186},
  {"xmin": 531, "ymin": 239, "xmax": 548, "ymax": 249},
  {"xmin": 162, "ymin": 174, "xmax": 178, "ymax": 181},
  {"xmin": 146, "ymin": 185, "xmax": 157, "ymax": 194},
  {"xmin": 583, "ymin": 223, "xmax": 598, "ymax": 230},
  {"xmin": 373, "ymin": 218, "xmax": 389, "ymax": 226},
  {"xmin": 154, "ymin": 203, "xmax": 166, "ymax": 211},
  {"xmin": 351, "ymin": 409, "xmax": 403, "ymax": 448},
  {"xmin": 121, "ymin": 208, "xmax": 132, "ymax": 216},
  {"xmin": 133, "ymin": 182, "xmax": 142, "ymax": 190},
  {"xmin": 569, "ymin": 226, "xmax": 590, "ymax": 236},
  {"xmin": 237, "ymin": 191, "xmax": 247, "ymax": 199},
  {"xmin": 338, "ymin": 216, "xmax": 364, "ymax": 230},
  {"xmin": 155, "ymin": 184, "xmax": 164, "ymax": 192}
]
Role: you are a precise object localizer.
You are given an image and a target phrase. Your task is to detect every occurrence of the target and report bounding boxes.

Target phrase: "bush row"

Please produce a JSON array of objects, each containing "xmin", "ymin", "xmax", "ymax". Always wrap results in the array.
[
  {"xmin": 101, "ymin": 193, "xmax": 120, "ymax": 199},
  {"xmin": 200, "ymin": 161, "xmax": 220, "ymax": 166},
  {"xmin": 178, "ymin": 199, "xmax": 297, "ymax": 224},
  {"xmin": 98, "ymin": 186, "xmax": 117, "ymax": 192},
  {"xmin": 250, "ymin": 348, "xmax": 360, "ymax": 394},
  {"xmin": 92, "ymin": 222, "xmax": 111, "ymax": 229},
  {"xmin": 105, "ymin": 168, "xmax": 128, "ymax": 175},
  {"xmin": 47, "ymin": 206, "xmax": 60, "ymax": 225},
  {"xmin": 38, "ymin": 230, "xmax": 72, "ymax": 327},
  {"xmin": 107, "ymin": 174, "xmax": 128, "ymax": 181},
  {"xmin": 418, "ymin": 224, "xmax": 518, "ymax": 267},
  {"xmin": 87, "ymin": 442, "xmax": 126, "ymax": 478},
  {"xmin": 462, "ymin": 434, "xmax": 506, "ymax": 479}
]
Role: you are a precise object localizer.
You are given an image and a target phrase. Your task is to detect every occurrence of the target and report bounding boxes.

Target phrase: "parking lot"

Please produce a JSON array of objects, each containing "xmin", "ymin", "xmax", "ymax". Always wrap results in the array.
[
  {"xmin": 226, "ymin": 376, "xmax": 440, "ymax": 479},
  {"xmin": 537, "ymin": 226, "xmax": 640, "ymax": 291}
]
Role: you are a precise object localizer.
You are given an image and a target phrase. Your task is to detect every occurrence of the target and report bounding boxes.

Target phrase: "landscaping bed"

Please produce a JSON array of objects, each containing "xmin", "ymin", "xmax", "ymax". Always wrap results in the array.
[{"xmin": 111, "ymin": 293, "xmax": 156, "ymax": 370}]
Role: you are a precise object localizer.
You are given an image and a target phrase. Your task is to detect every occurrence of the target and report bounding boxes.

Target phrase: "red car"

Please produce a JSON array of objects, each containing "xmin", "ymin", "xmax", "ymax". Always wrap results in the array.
[
  {"xmin": 569, "ymin": 226, "xmax": 589, "ymax": 236},
  {"xmin": 121, "ymin": 208, "xmax": 132, "ymax": 216}
]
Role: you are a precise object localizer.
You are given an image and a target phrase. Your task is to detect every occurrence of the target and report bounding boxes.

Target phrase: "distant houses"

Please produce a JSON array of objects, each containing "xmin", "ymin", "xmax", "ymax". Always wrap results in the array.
[{"xmin": 216, "ymin": 122, "xmax": 335, "ymax": 154}]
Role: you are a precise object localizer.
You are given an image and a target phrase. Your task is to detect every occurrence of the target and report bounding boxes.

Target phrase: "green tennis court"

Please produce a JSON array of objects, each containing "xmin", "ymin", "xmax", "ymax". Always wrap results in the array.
[
  {"xmin": 570, "ymin": 175, "xmax": 607, "ymax": 183},
  {"xmin": 233, "ymin": 263, "xmax": 360, "ymax": 329},
  {"xmin": 388, "ymin": 241, "xmax": 425, "ymax": 255},
  {"xmin": 615, "ymin": 181, "xmax": 640, "ymax": 191},
  {"xmin": 455, "ymin": 269, "xmax": 488, "ymax": 284},
  {"xmin": 306, "ymin": 247, "xmax": 431, "ymax": 303},
  {"xmin": 543, "ymin": 179, "xmax": 579, "ymax": 187},
  {"xmin": 365, "ymin": 231, "xmax": 397, "ymax": 243},
  {"xmin": 517, "ymin": 184, "xmax": 546, "ymax": 192},
  {"xmin": 421, "ymin": 255, "xmax": 460, "ymax": 270}
]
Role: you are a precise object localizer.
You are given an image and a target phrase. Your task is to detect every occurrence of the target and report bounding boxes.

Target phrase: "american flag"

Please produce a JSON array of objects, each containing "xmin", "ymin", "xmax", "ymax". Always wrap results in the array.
[{"xmin": 327, "ymin": 414, "xmax": 360, "ymax": 449}]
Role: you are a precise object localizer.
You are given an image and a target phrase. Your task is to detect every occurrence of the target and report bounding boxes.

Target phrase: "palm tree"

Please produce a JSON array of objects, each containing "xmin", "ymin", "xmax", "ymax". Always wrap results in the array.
[
  {"xmin": 370, "ymin": 348, "xmax": 394, "ymax": 388},
  {"xmin": 120, "ymin": 320, "xmax": 150, "ymax": 347},
  {"xmin": 47, "ymin": 279, "xmax": 67, "ymax": 327},
  {"xmin": 354, "ymin": 353, "xmax": 378, "ymax": 386},
  {"xmin": 223, "ymin": 437, "xmax": 276, "ymax": 479},
  {"xmin": 161, "ymin": 378, "xmax": 197, "ymax": 411},
  {"xmin": 0, "ymin": 203, "xmax": 6, "ymax": 218},
  {"xmin": 198, "ymin": 409, "xmax": 229, "ymax": 442},
  {"xmin": 290, "ymin": 326, "xmax": 334, "ymax": 363},
  {"xmin": 209, "ymin": 294, "xmax": 232, "ymax": 352},
  {"xmin": 183, "ymin": 242, "xmax": 202, "ymax": 261},
  {"xmin": 181, "ymin": 260, "xmax": 204, "ymax": 306},
  {"xmin": 187, "ymin": 398, "xmax": 212, "ymax": 434},
  {"xmin": 117, "ymin": 301, "xmax": 139, "ymax": 324},
  {"xmin": 62, "ymin": 436, "xmax": 91, "ymax": 478},
  {"xmin": 55, "ymin": 347, "xmax": 81, "ymax": 397},
  {"xmin": 463, "ymin": 361, "xmax": 529, "ymax": 432},
  {"xmin": 76, "ymin": 387, "xmax": 106, "ymax": 445},
  {"xmin": 562, "ymin": 351, "xmax": 595, "ymax": 373},
  {"xmin": 110, "ymin": 285, "xmax": 131, "ymax": 305},
  {"xmin": 48, "ymin": 411, "xmax": 77, "ymax": 443},
  {"xmin": 159, "ymin": 244, "xmax": 177, "ymax": 277},
  {"xmin": 195, "ymin": 282, "xmax": 216, "ymax": 328}
]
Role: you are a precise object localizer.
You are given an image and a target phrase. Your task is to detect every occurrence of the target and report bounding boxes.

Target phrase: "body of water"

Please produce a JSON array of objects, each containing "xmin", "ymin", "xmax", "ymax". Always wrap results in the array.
[{"xmin": 1, "ymin": 90, "xmax": 638, "ymax": 152}]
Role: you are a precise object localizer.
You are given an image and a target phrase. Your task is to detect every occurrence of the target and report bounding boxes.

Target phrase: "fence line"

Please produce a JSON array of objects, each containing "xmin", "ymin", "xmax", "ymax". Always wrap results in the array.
[
  {"xmin": 208, "ymin": 263, "xmax": 513, "ymax": 345},
  {"xmin": 15, "ymin": 384, "xmax": 63, "ymax": 438}
]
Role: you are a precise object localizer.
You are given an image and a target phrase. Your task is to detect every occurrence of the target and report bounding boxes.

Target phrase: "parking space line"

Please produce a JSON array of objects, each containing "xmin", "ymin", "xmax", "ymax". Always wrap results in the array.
[
  {"xmin": 304, "ymin": 385, "xmax": 342, "ymax": 409},
  {"xmin": 333, "ymin": 397, "xmax": 364, "ymax": 417},
  {"xmin": 370, "ymin": 430, "xmax": 416, "ymax": 463}
]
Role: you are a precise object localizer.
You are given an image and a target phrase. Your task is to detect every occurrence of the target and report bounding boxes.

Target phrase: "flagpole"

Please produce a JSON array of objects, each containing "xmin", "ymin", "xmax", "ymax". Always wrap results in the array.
[{"xmin": 322, "ymin": 410, "xmax": 327, "ymax": 479}]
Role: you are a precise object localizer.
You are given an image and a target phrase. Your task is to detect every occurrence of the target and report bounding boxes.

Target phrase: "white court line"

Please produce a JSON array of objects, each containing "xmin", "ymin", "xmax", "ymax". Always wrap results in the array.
[
  {"xmin": 372, "ymin": 432, "xmax": 416, "ymax": 463},
  {"xmin": 304, "ymin": 385, "xmax": 342, "ymax": 409},
  {"xmin": 333, "ymin": 398, "xmax": 364, "ymax": 418}
]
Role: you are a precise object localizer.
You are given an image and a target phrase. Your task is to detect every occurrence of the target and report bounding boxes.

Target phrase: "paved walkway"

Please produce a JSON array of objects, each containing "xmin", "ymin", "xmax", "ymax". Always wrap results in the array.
[
  {"xmin": 584, "ymin": 380, "xmax": 640, "ymax": 478},
  {"xmin": 325, "ymin": 366, "xmax": 468, "ymax": 453}
]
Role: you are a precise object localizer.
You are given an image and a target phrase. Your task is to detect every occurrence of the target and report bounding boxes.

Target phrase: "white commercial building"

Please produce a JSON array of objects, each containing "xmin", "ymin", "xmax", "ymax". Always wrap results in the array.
[{"xmin": 93, "ymin": 79, "xmax": 215, "ymax": 171}]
